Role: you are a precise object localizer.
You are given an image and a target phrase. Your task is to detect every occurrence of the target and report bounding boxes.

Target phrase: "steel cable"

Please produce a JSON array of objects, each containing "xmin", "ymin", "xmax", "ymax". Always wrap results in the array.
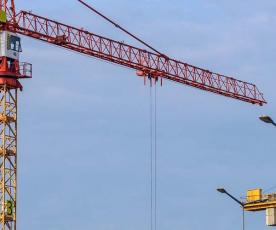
[{"xmin": 149, "ymin": 78, "xmax": 158, "ymax": 230}]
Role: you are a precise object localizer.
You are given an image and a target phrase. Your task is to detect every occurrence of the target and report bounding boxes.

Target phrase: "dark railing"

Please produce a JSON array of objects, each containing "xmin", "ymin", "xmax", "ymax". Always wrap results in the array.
[{"xmin": 19, "ymin": 62, "xmax": 32, "ymax": 78}]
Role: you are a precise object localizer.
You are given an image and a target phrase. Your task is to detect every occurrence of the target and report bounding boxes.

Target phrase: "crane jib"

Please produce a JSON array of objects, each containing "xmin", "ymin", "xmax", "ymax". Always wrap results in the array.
[{"xmin": 2, "ymin": 10, "xmax": 266, "ymax": 106}]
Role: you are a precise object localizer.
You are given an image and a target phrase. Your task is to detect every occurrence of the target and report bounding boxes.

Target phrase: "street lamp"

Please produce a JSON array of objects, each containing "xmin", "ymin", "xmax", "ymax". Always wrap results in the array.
[
  {"xmin": 217, "ymin": 188, "xmax": 245, "ymax": 230},
  {"xmin": 217, "ymin": 188, "xmax": 226, "ymax": 193},
  {"xmin": 259, "ymin": 115, "xmax": 276, "ymax": 127}
]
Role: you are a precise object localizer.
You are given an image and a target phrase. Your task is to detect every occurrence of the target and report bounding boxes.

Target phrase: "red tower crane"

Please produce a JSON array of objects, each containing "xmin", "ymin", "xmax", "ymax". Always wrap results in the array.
[{"xmin": 0, "ymin": 0, "xmax": 266, "ymax": 230}]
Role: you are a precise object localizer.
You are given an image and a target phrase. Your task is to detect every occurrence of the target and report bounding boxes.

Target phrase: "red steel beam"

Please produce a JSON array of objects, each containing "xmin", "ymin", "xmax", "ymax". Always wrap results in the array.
[
  {"xmin": 4, "ymin": 11, "xmax": 266, "ymax": 105},
  {"xmin": 0, "ymin": 0, "xmax": 16, "ymax": 22}
]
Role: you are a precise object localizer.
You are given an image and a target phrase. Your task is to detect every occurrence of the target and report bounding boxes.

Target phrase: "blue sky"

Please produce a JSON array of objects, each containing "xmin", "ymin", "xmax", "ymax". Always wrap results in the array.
[{"xmin": 13, "ymin": 0, "xmax": 276, "ymax": 230}]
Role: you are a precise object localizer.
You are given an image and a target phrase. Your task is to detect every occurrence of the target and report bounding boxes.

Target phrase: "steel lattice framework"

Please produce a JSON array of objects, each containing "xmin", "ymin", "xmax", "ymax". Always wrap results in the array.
[
  {"xmin": 0, "ymin": 85, "xmax": 17, "ymax": 230},
  {"xmin": 3, "ymin": 11, "xmax": 266, "ymax": 105}
]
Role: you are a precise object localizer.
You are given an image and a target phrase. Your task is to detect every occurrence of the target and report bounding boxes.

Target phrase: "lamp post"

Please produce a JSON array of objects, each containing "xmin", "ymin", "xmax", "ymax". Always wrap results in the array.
[
  {"xmin": 217, "ymin": 188, "xmax": 245, "ymax": 230},
  {"xmin": 259, "ymin": 115, "xmax": 276, "ymax": 127}
]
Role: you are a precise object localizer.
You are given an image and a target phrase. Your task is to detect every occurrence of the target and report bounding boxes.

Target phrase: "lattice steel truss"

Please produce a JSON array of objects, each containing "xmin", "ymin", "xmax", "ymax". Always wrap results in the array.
[
  {"xmin": 0, "ymin": 84, "xmax": 17, "ymax": 230},
  {"xmin": 3, "ymin": 10, "xmax": 266, "ymax": 105}
]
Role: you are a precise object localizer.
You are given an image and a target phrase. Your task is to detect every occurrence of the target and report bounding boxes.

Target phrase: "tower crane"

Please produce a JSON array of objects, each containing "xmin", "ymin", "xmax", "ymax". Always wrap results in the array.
[
  {"xmin": 245, "ymin": 188, "xmax": 276, "ymax": 221},
  {"xmin": 0, "ymin": 0, "xmax": 266, "ymax": 230}
]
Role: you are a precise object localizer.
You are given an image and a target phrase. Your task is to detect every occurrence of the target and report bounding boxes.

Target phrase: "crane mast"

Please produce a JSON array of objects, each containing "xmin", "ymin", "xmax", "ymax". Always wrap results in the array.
[
  {"xmin": 0, "ymin": 1, "xmax": 267, "ymax": 230},
  {"xmin": 0, "ymin": 1, "xmax": 31, "ymax": 230}
]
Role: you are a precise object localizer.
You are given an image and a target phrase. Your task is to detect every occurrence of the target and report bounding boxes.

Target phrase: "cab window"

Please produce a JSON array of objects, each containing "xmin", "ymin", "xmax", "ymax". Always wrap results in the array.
[{"xmin": 8, "ymin": 35, "xmax": 22, "ymax": 52}]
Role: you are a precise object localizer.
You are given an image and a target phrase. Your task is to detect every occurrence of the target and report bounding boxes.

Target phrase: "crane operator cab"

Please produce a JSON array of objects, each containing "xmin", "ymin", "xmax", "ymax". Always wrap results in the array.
[{"xmin": 0, "ymin": 31, "xmax": 22, "ymax": 76}]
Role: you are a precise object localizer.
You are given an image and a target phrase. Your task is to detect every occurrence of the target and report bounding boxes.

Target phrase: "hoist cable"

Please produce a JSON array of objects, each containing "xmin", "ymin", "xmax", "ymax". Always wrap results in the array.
[
  {"xmin": 149, "ymin": 79, "xmax": 158, "ymax": 230},
  {"xmin": 154, "ymin": 83, "xmax": 157, "ymax": 230},
  {"xmin": 149, "ymin": 83, "xmax": 153, "ymax": 230}
]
